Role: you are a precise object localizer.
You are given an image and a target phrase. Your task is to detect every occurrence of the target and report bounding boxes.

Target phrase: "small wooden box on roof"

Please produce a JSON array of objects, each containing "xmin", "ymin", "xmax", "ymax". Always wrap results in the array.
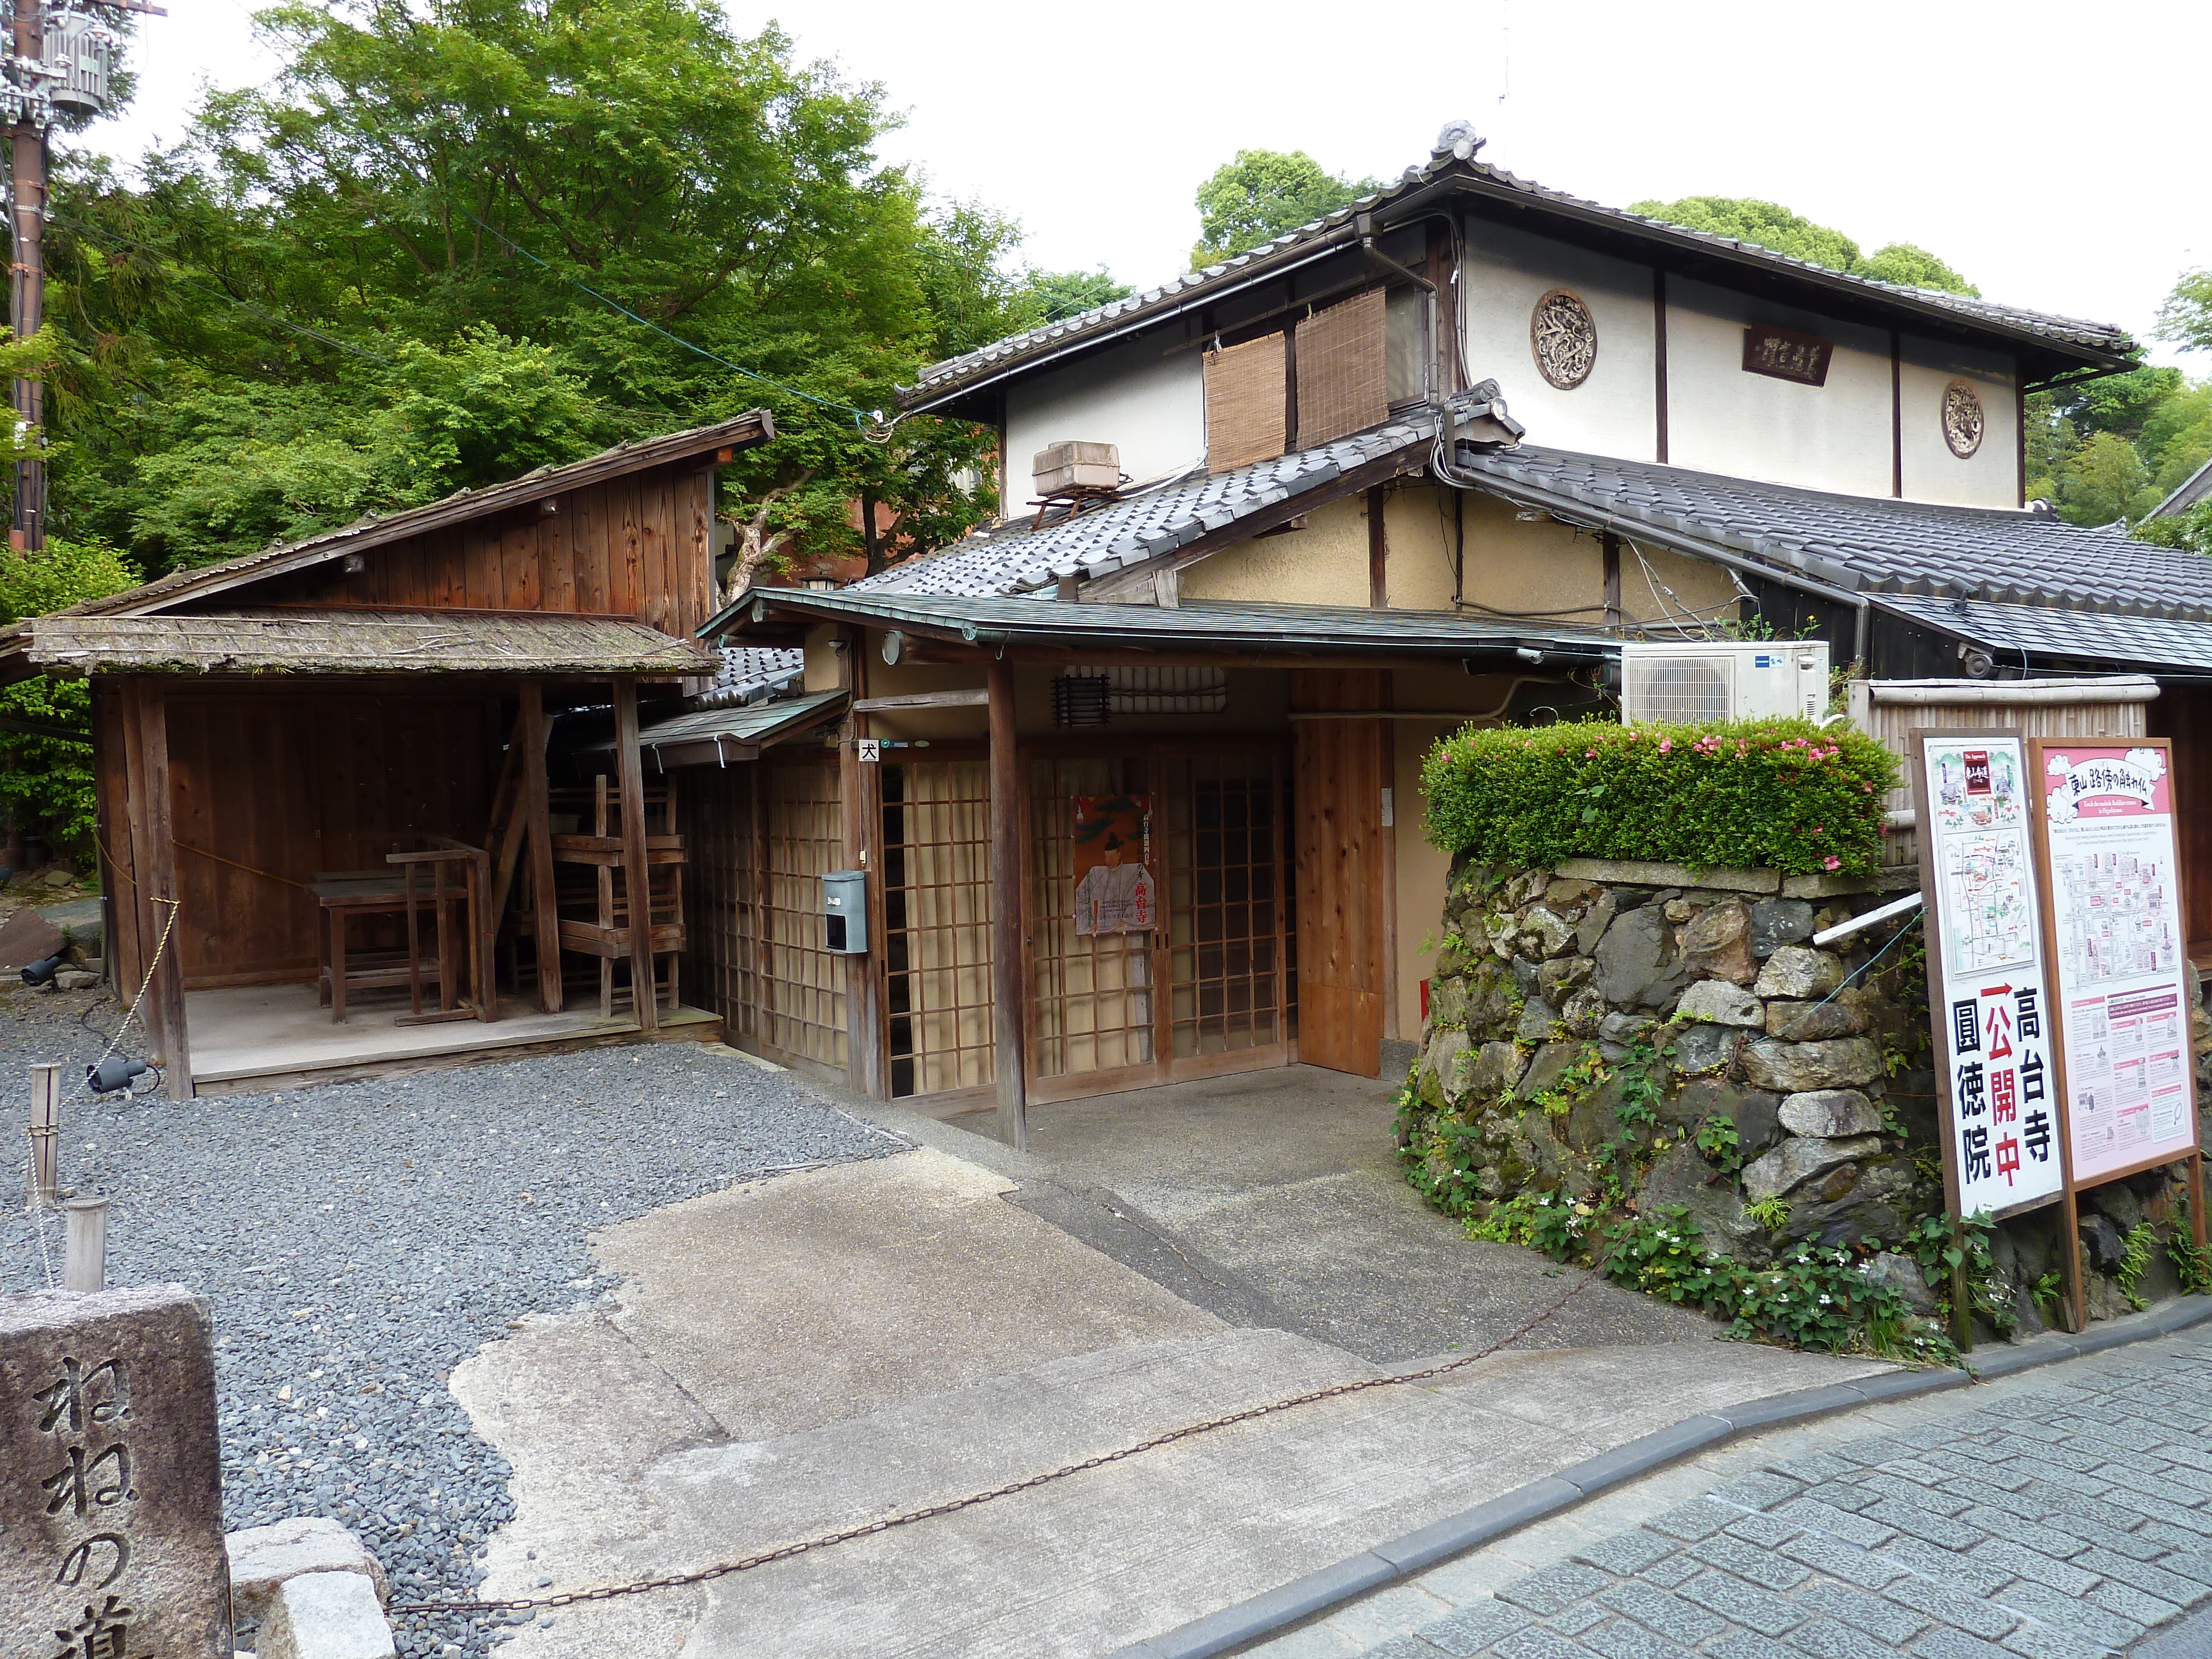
[{"xmin": 0, "ymin": 411, "xmax": 773, "ymax": 1097}]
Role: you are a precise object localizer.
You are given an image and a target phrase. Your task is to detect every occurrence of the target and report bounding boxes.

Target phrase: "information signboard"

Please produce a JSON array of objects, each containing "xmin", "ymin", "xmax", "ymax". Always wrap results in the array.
[
  {"xmin": 1912, "ymin": 732, "xmax": 2067, "ymax": 1221},
  {"xmin": 2030, "ymin": 739, "xmax": 2200, "ymax": 1184}
]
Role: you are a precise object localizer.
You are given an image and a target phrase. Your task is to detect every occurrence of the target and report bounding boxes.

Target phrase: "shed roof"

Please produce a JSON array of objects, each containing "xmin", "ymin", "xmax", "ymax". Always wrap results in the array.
[
  {"xmin": 905, "ymin": 150, "xmax": 2135, "ymax": 409},
  {"xmin": 18, "ymin": 609, "xmax": 720, "ymax": 677},
  {"xmin": 23, "ymin": 410, "xmax": 772, "ymax": 627},
  {"xmin": 578, "ymin": 688, "xmax": 847, "ymax": 766},
  {"xmin": 708, "ymin": 588, "xmax": 1616, "ymax": 663}
]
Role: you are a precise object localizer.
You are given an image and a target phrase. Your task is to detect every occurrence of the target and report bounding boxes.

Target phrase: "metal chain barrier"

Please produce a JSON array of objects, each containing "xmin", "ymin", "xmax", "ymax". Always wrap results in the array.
[{"xmin": 390, "ymin": 1255, "xmax": 1613, "ymax": 1618}]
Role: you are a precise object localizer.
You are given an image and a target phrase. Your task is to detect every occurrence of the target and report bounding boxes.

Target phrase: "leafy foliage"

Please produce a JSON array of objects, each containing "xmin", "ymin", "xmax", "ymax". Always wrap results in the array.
[
  {"xmin": 1190, "ymin": 149, "xmax": 1378, "ymax": 268},
  {"xmin": 40, "ymin": 0, "xmax": 1026, "ymax": 574},
  {"xmin": 0, "ymin": 540, "xmax": 140, "ymax": 847},
  {"xmin": 1012, "ymin": 267, "xmax": 1133, "ymax": 327},
  {"xmin": 2031, "ymin": 364, "xmax": 2212, "ymax": 528},
  {"xmin": 1598, "ymin": 1210, "xmax": 1947, "ymax": 1360},
  {"xmin": 1421, "ymin": 716, "xmax": 1898, "ymax": 876},
  {"xmin": 2158, "ymin": 269, "xmax": 2212, "ymax": 355},
  {"xmin": 1626, "ymin": 196, "xmax": 1978, "ymax": 295}
]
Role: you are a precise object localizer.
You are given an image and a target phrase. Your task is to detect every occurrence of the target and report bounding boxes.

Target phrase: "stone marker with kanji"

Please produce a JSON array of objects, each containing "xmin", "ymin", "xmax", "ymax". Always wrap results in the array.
[{"xmin": 3, "ymin": 1285, "xmax": 231, "ymax": 1659}]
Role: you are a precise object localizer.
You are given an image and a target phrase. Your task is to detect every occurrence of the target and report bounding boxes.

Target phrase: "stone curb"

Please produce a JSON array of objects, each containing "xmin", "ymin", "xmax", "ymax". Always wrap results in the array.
[{"xmin": 1104, "ymin": 1296, "xmax": 2212, "ymax": 1659}]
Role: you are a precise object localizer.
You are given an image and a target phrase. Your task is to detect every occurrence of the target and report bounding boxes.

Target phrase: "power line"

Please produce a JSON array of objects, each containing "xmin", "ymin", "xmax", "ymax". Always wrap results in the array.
[
  {"xmin": 53, "ymin": 215, "xmax": 395, "ymax": 364},
  {"xmin": 460, "ymin": 208, "xmax": 881, "ymax": 432}
]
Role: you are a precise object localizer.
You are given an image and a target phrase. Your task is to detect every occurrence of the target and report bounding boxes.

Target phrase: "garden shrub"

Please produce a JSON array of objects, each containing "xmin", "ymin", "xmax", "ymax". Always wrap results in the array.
[
  {"xmin": 0, "ymin": 537, "xmax": 140, "ymax": 853},
  {"xmin": 1422, "ymin": 715, "xmax": 1898, "ymax": 875}
]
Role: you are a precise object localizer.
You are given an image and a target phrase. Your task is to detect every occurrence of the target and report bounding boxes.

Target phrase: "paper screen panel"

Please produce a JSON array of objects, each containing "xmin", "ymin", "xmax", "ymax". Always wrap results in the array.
[
  {"xmin": 763, "ymin": 759, "xmax": 848, "ymax": 1068},
  {"xmin": 881, "ymin": 760, "xmax": 995, "ymax": 1097},
  {"xmin": 1165, "ymin": 753, "xmax": 1286, "ymax": 1057}
]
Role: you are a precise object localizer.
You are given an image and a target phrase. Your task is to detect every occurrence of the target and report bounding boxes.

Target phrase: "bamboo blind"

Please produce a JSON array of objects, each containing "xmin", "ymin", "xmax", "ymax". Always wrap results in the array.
[
  {"xmin": 1295, "ymin": 288, "xmax": 1387, "ymax": 448},
  {"xmin": 1204, "ymin": 333, "xmax": 1288, "ymax": 474},
  {"xmin": 881, "ymin": 760, "xmax": 995, "ymax": 1097}
]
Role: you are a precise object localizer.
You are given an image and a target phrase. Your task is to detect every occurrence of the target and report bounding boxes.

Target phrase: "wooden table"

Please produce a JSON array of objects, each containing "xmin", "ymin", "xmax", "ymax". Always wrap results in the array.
[
  {"xmin": 312, "ymin": 874, "xmax": 440, "ymax": 1025},
  {"xmin": 311, "ymin": 837, "xmax": 494, "ymax": 1026}
]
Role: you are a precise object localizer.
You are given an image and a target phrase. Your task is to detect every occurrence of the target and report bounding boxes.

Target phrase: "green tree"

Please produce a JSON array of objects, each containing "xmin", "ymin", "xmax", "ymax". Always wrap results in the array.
[
  {"xmin": 0, "ymin": 539, "xmax": 139, "ymax": 851},
  {"xmin": 1014, "ymin": 267, "xmax": 1133, "ymax": 327},
  {"xmin": 2158, "ymin": 269, "xmax": 2212, "ymax": 354},
  {"xmin": 1192, "ymin": 149, "xmax": 1378, "ymax": 268},
  {"xmin": 1629, "ymin": 196, "xmax": 1978, "ymax": 295},
  {"xmin": 2060, "ymin": 430, "xmax": 2156, "ymax": 525},
  {"xmin": 37, "ymin": 0, "xmax": 1023, "ymax": 577},
  {"xmin": 2138, "ymin": 502, "xmax": 2212, "ymax": 554}
]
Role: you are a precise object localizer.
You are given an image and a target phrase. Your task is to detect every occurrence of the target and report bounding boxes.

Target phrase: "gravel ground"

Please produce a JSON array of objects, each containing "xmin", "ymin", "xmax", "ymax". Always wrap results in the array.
[{"xmin": 1, "ymin": 983, "xmax": 905, "ymax": 1658}]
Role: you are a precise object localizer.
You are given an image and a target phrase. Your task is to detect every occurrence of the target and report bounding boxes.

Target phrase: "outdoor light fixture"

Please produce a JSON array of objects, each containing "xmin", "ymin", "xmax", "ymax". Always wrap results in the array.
[
  {"xmin": 1515, "ymin": 646, "xmax": 1546, "ymax": 664},
  {"xmin": 20, "ymin": 952, "xmax": 64, "ymax": 986},
  {"xmin": 86, "ymin": 1057, "xmax": 150, "ymax": 1095}
]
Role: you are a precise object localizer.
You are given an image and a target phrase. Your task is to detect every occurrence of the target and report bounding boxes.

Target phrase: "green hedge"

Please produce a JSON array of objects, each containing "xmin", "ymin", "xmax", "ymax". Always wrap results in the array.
[{"xmin": 1421, "ymin": 716, "xmax": 1899, "ymax": 876}]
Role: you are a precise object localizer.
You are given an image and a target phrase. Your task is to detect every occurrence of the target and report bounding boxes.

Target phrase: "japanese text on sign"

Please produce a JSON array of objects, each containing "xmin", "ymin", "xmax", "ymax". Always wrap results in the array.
[{"xmin": 1921, "ymin": 734, "xmax": 2064, "ymax": 1216}]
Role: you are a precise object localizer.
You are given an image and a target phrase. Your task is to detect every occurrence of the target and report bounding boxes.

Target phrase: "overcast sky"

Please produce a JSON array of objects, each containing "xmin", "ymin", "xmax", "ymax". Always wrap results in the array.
[{"xmin": 95, "ymin": 0, "xmax": 2207, "ymax": 369}]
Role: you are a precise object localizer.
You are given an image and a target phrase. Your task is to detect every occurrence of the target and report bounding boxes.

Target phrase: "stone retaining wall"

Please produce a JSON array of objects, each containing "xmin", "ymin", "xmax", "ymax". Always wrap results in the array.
[{"xmin": 1404, "ymin": 854, "xmax": 2212, "ymax": 1332}]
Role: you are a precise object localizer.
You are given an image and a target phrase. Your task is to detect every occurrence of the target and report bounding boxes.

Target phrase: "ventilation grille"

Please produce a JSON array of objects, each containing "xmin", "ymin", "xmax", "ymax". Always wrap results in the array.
[
  {"xmin": 1624, "ymin": 654, "xmax": 1735, "ymax": 724},
  {"xmin": 1052, "ymin": 675, "xmax": 1111, "ymax": 727},
  {"xmin": 1074, "ymin": 664, "xmax": 1229, "ymax": 714}
]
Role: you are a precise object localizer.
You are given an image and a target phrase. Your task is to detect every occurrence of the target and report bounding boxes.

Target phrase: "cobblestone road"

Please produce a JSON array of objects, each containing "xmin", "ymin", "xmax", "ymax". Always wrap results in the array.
[{"xmin": 1249, "ymin": 1329, "xmax": 2212, "ymax": 1659}]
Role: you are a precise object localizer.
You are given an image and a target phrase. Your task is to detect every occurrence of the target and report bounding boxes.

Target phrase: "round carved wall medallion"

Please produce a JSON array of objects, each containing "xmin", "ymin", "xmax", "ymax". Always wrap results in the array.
[
  {"xmin": 1530, "ymin": 288, "xmax": 1598, "ymax": 390},
  {"xmin": 1942, "ymin": 379, "xmax": 1985, "ymax": 458}
]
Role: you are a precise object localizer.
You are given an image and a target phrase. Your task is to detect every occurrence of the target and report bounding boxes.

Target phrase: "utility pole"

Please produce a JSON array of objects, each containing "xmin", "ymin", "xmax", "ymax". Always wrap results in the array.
[
  {"xmin": 9, "ymin": 0, "xmax": 47, "ymax": 549},
  {"xmin": 3, "ymin": 0, "xmax": 157, "ymax": 550}
]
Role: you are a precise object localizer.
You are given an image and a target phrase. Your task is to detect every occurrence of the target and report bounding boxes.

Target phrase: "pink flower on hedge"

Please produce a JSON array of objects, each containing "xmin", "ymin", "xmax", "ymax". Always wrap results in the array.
[
  {"xmin": 1658, "ymin": 738, "xmax": 1672, "ymax": 753},
  {"xmin": 1823, "ymin": 855, "xmax": 1841, "ymax": 871}
]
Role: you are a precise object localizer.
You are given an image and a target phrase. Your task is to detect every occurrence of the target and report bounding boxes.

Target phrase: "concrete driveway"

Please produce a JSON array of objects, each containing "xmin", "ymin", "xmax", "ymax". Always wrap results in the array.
[{"xmin": 452, "ymin": 1052, "xmax": 1894, "ymax": 1658}]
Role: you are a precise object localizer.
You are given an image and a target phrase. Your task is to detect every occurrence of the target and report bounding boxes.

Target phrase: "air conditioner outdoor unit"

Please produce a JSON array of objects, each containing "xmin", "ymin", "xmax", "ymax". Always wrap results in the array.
[{"xmin": 1620, "ymin": 640, "xmax": 1830, "ymax": 724}]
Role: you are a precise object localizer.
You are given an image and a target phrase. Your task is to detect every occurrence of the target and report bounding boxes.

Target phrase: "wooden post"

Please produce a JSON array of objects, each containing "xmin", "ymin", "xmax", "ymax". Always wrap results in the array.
[
  {"xmin": 988, "ymin": 655, "xmax": 1027, "ymax": 1150},
  {"xmin": 612, "ymin": 677, "xmax": 658, "ymax": 1031},
  {"xmin": 63, "ymin": 1195, "xmax": 108, "ymax": 1292},
  {"xmin": 2060, "ymin": 1187, "xmax": 2087, "ymax": 1333},
  {"xmin": 838, "ymin": 627, "xmax": 885, "ymax": 1099},
  {"xmin": 520, "ymin": 682, "xmax": 562, "ymax": 1013},
  {"xmin": 27, "ymin": 1061, "xmax": 59, "ymax": 1207},
  {"xmin": 127, "ymin": 680, "xmax": 191, "ymax": 1099}
]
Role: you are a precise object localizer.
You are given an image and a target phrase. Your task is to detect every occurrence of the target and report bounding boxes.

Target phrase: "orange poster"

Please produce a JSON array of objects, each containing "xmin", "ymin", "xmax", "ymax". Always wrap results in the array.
[{"xmin": 1071, "ymin": 795, "xmax": 1156, "ymax": 937}]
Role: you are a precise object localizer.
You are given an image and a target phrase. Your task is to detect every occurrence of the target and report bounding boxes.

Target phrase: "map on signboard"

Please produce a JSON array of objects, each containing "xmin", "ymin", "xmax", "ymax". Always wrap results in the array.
[
  {"xmin": 2052, "ymin": 848, "xmax": 2180, "ymax": 987},
  {"xmin": 1938, "ymin": 827, "xmax": 2036, "ymax": 975},
  {"xmin": 1929, "ymin": 742, "xmax": 2023, "ymax": 833}
]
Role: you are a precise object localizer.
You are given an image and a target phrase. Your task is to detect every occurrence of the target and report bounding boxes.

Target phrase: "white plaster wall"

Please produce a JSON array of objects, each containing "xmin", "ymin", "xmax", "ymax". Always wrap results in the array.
[
  {"xmin": 1003, "ymin": 333, "xmax": 1206, "ymax": 497},
  {"xmin": 1898, "ymin": 335, "xmax": 2020, "ymax": 508},
  {"xmin": 1457, "ymin": 217, "xmax": 1658, "ymax": 461},
  {"xmin": 1665, "ymin": 276, "xmax": 1893, "ymax": 497}
]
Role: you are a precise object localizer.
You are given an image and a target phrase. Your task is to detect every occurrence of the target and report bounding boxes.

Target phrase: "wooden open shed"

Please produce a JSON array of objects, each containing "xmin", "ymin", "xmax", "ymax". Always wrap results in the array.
[{"xmin": 0, "ymin": 412, "xmax": 772, "ymax": 1095}]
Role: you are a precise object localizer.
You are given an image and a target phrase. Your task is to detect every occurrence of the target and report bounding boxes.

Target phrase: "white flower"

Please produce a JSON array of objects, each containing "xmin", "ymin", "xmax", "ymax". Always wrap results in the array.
[{"xmin": 1819, "ymin": 1295, "xmax": 1833, "ymax": 1305}]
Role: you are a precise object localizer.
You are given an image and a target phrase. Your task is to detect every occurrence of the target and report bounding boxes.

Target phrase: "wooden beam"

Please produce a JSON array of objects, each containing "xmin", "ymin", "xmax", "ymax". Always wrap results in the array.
[
  {"xmin": 127, "ymin": 678, "xmax": 191, "ymax": 1097},
  {"xmin": 612, "ymin": 677, "xmax": 658, "ymax": 1031},
  {"xmin": 520, "ymin": 681, "xmax": 562, "ymax": 1013},
  {"xmin": 1652, "ymin": 268, "xmax": 1670, "ymax": 465},
  {"xmin": 852, "ymin": 687, "xmax": 989, "ymax": 712},
  {"xmin": 838, "ymin": 627, "xmax": 886, "ymax": 1099},
  {"xmin": 1890, "ymin": 330, "xmax": 1905, "ymax": 499},
  {"xmin": 1602, "ymin": 533, "xmax": 1623, "ymax": 627},
  {"xmin": 988, "ymin": 654, "xmax": 1027, "ymax": 1150},
  {"xmin": 1368, "ymin": 486, "xmax": 1388, "ymax": 609}
]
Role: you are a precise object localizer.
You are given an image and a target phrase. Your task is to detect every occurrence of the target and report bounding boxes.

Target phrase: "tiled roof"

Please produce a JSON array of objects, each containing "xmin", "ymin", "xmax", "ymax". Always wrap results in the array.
[
  {"xmin": 857, "ymin": 408, "xmax": 1460, "ymax": 599},
  {"xmin": 1453, "ymin": 446, "xmax": 2212, "ymax": 623},
  {"xmin": 1877, "ymin": 595, "xmax": 2212, "ymax": 674},
  {"xmin": 696, "ymin": 645, "xmax": 805, "ymax": 707},
  {"xmin": 906, "ymin": 152, "xmax": 2134, "ymax": 405},
  {"xmin": 2151, "ymin": 455, "xmax": 2212, "ymax": 521}
]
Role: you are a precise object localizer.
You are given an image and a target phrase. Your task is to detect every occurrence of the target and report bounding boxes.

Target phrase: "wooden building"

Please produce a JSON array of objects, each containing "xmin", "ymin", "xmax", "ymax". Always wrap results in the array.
[
  {"xmin": 654, "ymin": 131, "xmax": 2212, "ymax": 1140},
  {"xmin": 0, "ymin": 412, "xmax": 772, "ymax": 1097}
]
